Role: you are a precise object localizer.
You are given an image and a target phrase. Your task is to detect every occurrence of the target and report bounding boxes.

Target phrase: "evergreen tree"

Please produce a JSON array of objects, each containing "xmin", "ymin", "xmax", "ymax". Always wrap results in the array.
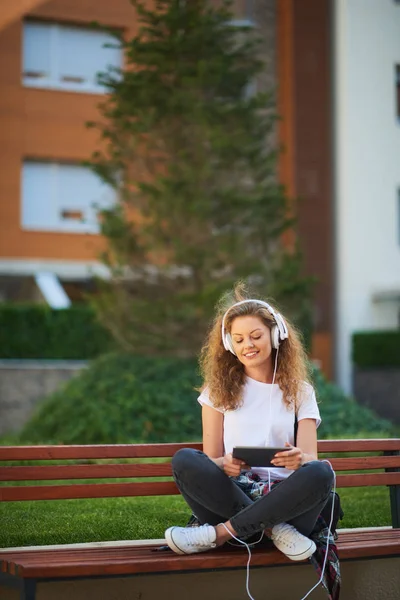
[{"xmin": 88, "ymin": 0, "xmax": 313, "ymax": 356}]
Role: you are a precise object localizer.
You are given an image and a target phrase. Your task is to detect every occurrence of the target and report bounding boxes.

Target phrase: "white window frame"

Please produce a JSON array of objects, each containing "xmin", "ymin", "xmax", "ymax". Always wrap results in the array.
[
  {"xmin": 229, "ymin": 18, "xmax": 257, "ymax": 99},
  {"xmin": 21, "ymin": 161, "xmax": 115, "ymax": 234},
  {"xmin": 22, "ymin": 20, "xmax": 121, "ymax": 94}
]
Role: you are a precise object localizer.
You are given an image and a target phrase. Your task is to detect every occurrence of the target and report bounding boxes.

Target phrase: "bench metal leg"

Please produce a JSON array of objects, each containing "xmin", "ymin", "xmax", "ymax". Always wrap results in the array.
[
  {"xmin": 389, "ymin": 485, "xmax": 400, "ymax": 528},
  {"xmin": 20, "ymin": 579, "xmax": 36, "ymax": 600},
  {"xmin": 385, "ymin": 450, "xmax": 400, "ymax": 528}
]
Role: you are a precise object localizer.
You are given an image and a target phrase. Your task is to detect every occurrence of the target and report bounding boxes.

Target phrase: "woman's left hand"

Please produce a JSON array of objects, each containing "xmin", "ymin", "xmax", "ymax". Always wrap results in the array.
[{"xmin": 270, "ymin": 442, "xmax": 304, "ymax": 470}]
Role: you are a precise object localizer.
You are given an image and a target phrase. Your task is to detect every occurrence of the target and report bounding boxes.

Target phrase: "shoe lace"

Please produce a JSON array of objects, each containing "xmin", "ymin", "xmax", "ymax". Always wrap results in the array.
[
  {"xmin": 273, "ymin": 523, "xmax": 301, "ymax": 548},
  {"xmin": 185, "ymin": 525, "xmax": 214, "ymax": 547}
]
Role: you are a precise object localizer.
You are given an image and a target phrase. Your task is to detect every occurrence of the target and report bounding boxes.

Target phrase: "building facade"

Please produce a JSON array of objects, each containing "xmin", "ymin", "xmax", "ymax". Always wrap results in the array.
[
  {"xmin": 2, "ymin": 0, "xmax": 398, "ymax": 390},
  {"xmin": 0, "ymin": 0, "xmax": 135, "ymax": 284},
  {"xmin": 334, "ymin": 0, "xmax": 400, "ymax": 392},
  {"xmin": 0, "ymin": 0, "xmax": 336, "ymax": 380}
]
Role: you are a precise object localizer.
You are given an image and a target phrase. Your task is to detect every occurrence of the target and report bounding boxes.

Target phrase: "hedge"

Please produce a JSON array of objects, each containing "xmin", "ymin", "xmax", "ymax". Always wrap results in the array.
[
  {"xmin": 17, "ymin": 353, "xmax": 395, "ymax": 445},
  {"xmin": 0, "ymin": 304, "xmax": 113, "ymax": 359},
  {"xmin": 20, "ymin": 353, "xmax": 202, "ymax": 444},
  {"xmin": 352, "ymin": 330, "xmax": 400, "ymax": 368}
]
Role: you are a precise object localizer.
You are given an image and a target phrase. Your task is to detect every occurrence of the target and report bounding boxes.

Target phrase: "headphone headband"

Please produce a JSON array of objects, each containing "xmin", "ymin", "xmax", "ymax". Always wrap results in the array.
[{"xmin": 221, "ymin": 299, "xmax": 289, "ymax": 354}]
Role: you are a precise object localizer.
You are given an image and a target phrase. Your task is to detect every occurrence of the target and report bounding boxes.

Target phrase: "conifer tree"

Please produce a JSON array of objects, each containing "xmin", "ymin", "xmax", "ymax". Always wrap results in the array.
[{"xmin": 88, "ymin": 0, "xmax": 313, "ymax": 355}]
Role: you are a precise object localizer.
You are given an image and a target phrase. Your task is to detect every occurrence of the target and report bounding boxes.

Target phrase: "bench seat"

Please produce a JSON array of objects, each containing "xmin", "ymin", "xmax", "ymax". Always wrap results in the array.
[{"xmin": 1, "ymin": 529, "xmax": 399, "ymax": 580}]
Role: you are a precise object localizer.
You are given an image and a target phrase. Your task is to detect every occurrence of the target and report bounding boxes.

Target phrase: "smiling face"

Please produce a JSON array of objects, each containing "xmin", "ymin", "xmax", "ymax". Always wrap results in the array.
[{"xmin": 229, "ymin": 314, "xmax": 273, "ymax": 375}]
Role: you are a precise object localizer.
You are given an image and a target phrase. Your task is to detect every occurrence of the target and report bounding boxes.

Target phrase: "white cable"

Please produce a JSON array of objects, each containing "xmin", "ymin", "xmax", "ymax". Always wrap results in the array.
[
  {"xmin": 220, "ymin": 523, "xmax": 264, "ymax": 600},
  {"xmin": 238, "ymin": 345, "xmax": 336, "ymax": 599},
  {"xmin": 267, "ymin": 347, "xmax": 279, "ymax": 492},
  {"xmin": 268, "ymin": 346, "xmax": 279, "ymax": 440},
  {"xmin": 266, "ymin": 347, "xmax": 337, "ymax": 600},
  {"xmin": 228, "ymin": 460, "xmax": 336, "ymax": 600},
  {"xmin": 299, "ymin": 460, "xmax": 337, "ymax": 600},
  {"xmin": 225, "ymin": 348, "xmax": 278, "ymax": 599}
]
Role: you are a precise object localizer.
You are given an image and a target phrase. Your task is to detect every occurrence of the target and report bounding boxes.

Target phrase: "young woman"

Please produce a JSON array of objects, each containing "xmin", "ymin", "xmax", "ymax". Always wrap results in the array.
[{"xmin": 165, "ymin": 285, "xmax": 334, "ymax": 561}]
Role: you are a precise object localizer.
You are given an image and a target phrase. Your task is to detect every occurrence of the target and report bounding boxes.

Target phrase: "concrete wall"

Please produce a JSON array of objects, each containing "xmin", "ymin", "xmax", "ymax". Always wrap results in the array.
[
  {"xmin": 334, "ymin": 0, "xmax": 400, "ymax": 393},
  {"xmin": 1, "ymin": 556, "xmax": 400, "ymax": 600},
  {"xmin": 354, "ymin": 367, "xmax": 400, "ymax": 425},
  {"xmin": 0, "ymin": 360, "xmax": 86, "ymax": 436}
]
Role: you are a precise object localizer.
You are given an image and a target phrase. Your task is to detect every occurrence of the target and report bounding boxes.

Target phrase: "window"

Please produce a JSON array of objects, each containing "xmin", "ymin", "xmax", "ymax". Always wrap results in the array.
[
  {"xmin": 229, "ymin": 18, "xmax": 257, "ymax": 98},
  {"xmin": 244, "ymin": 0, "xmax": 255, "ymax": 22},
  {"xmin": 22, "ymin": 161, "xmax": 115, "ymax": 233},
  {"xmin": 23, "ymin": 21, "xmax": 121, "ymax": 93},
  {"xmin": 396, "ymin": 65, "xmax": 400, "ymax": 120}
]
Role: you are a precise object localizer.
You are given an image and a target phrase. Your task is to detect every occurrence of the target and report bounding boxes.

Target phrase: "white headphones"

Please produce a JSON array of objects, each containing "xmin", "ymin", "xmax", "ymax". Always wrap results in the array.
[{"xmin": 221, "ymin": 299, "xmax": 289, "ymax": 355}]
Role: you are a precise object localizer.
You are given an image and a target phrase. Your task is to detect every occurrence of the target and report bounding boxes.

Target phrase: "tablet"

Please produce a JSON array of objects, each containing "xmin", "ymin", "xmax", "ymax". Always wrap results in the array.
[{"xmin": 232, "ymin": 446, "xmax": 287, "ymax": 467}]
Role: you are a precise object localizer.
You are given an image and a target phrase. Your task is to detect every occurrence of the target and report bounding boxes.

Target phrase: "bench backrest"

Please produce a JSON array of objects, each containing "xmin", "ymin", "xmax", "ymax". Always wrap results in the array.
[{"xmin": 0, "ymin": 440, "xmax": 399, "ymax": 504}]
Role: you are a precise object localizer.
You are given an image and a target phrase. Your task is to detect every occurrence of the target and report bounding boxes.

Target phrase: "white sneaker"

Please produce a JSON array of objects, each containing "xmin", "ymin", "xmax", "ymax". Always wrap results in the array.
[
  {"xmin": 271, "ymin": 522, "xmax": 316, "ymax": 561},
  {"xmin": 165, "ymin": 524, "xmax": 217, "ymax": 555}
]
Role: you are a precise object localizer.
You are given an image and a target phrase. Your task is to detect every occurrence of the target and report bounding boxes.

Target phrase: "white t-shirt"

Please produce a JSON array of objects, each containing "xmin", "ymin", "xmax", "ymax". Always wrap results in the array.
[{"xmin": 198, "ymin": 376, "xmax": 321, "ymax": 481}]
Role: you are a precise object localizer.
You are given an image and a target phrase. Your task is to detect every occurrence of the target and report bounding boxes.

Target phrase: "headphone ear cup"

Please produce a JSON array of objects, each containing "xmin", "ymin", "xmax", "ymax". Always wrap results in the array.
[
  {"xmin": 225, "ymin": 333, "xmax": 237, "ymax": 355},
  {"xmin": 271, "ymin": 325, "xmax": 280, "ymax": 350}
]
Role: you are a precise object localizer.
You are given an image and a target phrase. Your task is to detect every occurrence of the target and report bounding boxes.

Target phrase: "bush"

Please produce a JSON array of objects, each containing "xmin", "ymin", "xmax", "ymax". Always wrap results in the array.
[
  {"xmin": 0, "ymin": 304, "xmax": 113, "ymax": 359},
  {"xmin": 20, "ymin": 353, "xmax": 202, "ymax": 444},
  {"xmin": 17, "ymin": 354, "xmax": 395, "ymax": 445},
  {"xmin": 352, "ymin": 330, "xmax": 400, "ymax": 368}
]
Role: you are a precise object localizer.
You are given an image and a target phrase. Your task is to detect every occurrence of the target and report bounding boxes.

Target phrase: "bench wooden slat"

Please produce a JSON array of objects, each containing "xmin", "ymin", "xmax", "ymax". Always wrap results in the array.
[
  {"xmin": 1, "ymin": 472, "xmax": 399, "ymax": 502},
  {"xmin": 0, "ymin": 530, "xmax": 395, "ymax": 563},
  {"xmin": 336, "ymin": 472, "xmax": 400, "ymax": 487},
  {"xmin": 0, "ymin": 443, "xmax": 202, "ymax": 461},
  {"xmin": 2, "ymin": 548, "xmax": 287, "ymax": 578},
  {"xmin": 318, "ymin": 439, "xmax": 400, "ymax": 453},
  {"xmin": 1, "ymin": 530, "xmax": 399, "ymax": 578},
  {"xmin": 337, "ymin": 530, "xmax": 396, "ymax": 543},
  {"xmin": 329, "ymin": 456, "xmax": 400, "ymax": 471},
  {"xmin": 0, "ymin": 481, "xmax": 179, "ymax": 501},
  {"xmin": 1, "ymin": 455, "xmax": 398, "ymax": 482},
  {"xmin": 0, "ymin": 463, "xmax": 172, "ymax": 481},
  {"xmin": 1, "ymin": 439, "xmax": 399, "ymax": 461}
]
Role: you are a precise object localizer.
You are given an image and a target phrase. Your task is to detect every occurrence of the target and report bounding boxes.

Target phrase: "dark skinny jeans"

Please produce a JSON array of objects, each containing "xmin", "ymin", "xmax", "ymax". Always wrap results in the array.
[{"xmin": 172, "ymin": 448, "xmax": 334, "ymax": 538}]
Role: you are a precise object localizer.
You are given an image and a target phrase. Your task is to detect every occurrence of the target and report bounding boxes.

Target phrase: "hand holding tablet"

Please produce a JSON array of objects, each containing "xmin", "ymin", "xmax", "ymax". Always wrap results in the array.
[{"xmin": 232, "ymin": 446, "xmax": 288, "ymax": 467}]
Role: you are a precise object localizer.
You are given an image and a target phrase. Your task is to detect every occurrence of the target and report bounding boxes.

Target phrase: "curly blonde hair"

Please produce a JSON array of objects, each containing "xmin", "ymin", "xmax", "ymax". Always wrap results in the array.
[{"xmin": 199, "ymin": 282, "xmax": 311, "ymax": 411}]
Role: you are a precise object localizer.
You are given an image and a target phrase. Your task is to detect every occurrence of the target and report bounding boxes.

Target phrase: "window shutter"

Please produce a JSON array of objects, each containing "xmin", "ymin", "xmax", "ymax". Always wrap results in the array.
[
  {"xmin": 22, "ymin": 162, "xmax": 58, "ymax": 230},
  {"xmin": 23, "ymin": 21, "xmax": 53, "ymax": 82}
]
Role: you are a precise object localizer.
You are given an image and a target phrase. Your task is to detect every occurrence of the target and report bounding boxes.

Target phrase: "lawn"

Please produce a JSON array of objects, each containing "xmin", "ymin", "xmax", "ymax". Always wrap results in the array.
[{"xmin": 0, "ymin": 486, "xmax": 391, "ymax": 548}]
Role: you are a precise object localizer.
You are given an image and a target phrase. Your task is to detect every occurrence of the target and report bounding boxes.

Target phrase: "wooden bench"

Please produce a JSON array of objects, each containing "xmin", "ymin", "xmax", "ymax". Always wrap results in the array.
[{"xmin": 0, "ymin": 439, "xmax": 399, "ymax": 600}]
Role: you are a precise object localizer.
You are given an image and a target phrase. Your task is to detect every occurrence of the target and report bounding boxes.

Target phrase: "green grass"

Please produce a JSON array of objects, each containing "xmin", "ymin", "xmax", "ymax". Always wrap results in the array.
[{"xmin": 0, "ymin": 486, "xmax": 392, "ymax": 548}]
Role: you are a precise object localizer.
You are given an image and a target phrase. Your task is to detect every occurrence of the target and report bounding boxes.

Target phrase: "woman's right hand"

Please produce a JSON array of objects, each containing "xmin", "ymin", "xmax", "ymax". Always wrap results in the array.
[{"xmin": 222, "ymin": 453, "xmax": 249, "ymax": 477}]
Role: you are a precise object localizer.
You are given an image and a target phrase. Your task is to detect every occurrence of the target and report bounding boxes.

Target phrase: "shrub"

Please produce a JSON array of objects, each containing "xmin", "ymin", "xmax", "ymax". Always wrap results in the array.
[
  {"xmin": 0, "ymin": 304, "xmax": 113, "ymax": 359},
  {"xmin": 87, "ymin": 0, "xmax": 315, "ymax": 359},
  {"xmin": 17, "ymin": 354, "xmax": 395, "ymax": 445},
  {"xmin": 352, "ymin": 330, "xmax": 400, "ymax": 368},
  {"xmin": 20, "ymin": 353, "xmax": 202, "ymax": 444}
]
